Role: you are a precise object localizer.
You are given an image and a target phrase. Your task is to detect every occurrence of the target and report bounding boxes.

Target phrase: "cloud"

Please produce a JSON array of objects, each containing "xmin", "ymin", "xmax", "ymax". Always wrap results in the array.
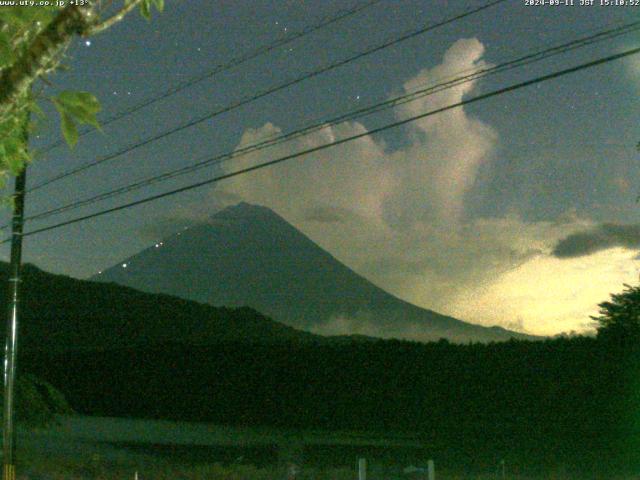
[
  {"xmin": 384, "ymin": 38, "xmax": 496, "ymax": 229},
  {"xmin": 552, "ymin": 223, "xmax": 640, "ymax": 258},
  {"xmin": 449, "ymin": 247, "xmax": 640, "ymax": 336},
  {"xmin": 310, "ymin": 312, "xmax": 388, "ymax": 339},
  {"xmin": 214, "ymin": 38, "xmax": 498, "ymax": 292},
  {"xmin": 625, "ymin": 49, "xmax": 640, "ymax": 90},
  {"xmin": 309, "ymin": 312, "xmax": 481, "ymax": 343},
  {"xmin": 303, "ymin": 205, "xmax": 354, "ymax": 224},
  {"xmin": 209, "ymin": 38, "xmax": 589, "ymax": 336},
  {"xmin": 138, "ymin": 216, "xmax": 195, "ymax": 242},
  {"xmin": 200, "ymin": 38, "xmax": 638, "ymax": 337},
  {"xmin": 137, "ymin": 190, "xmax": 243, "ymax": 241},
  {"xmin": 217, "ymin": 38, "xmax": 495, "ymax": 232},
  {"xmin": 217, "ymin": 120, "xmax": 394, "ymax": 225}
]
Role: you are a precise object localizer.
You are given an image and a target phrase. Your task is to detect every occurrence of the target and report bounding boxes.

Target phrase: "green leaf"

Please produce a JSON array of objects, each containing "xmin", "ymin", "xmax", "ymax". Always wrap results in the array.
[
  {"xmin": 5, "ymin": 151, "xmax": 23, "ymax": 176},
  {"xmin": 53, "ymin": 91, "xmax": 101, "ymax": 132},
  {"xmin": 140, "ymin": 0, "xmax": 152, "ymax": 20},
  {"xmin": 0, "ymin": 6, "xmax": 57, "ymax": 26},
  {"xmin": 0, "ymin": 115, "xmax": 21, "ymax": 139},
  {"xmin": 59, "ymin": 111, "xmax": 79, "ymax": 148},
  {"xmin": 138, "ymin": 0, "xmax": 163, "ymax": 21},
  {"xmin": 0, "ymin": 31, "xmax": 14, "ymax": 68},
  {"xmin": 56, "ymin": 91, "xmax": 101, "ymax": 115},
  {"xmin": 1, "ymin": 138, "xmax": 30, "ymax": 175}
]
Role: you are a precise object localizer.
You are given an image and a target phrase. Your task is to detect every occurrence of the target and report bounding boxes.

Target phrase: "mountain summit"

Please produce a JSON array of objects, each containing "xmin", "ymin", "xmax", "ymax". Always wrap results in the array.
[{"xmin": 93, "ymin": 202, "xmax": 534, "ymax": 343}]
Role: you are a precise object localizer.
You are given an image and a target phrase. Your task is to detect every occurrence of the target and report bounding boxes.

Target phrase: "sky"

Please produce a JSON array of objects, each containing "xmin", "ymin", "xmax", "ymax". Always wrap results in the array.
[{"xmin": 2, "ymin": 0, "xmax": 639, "ymax": 337}]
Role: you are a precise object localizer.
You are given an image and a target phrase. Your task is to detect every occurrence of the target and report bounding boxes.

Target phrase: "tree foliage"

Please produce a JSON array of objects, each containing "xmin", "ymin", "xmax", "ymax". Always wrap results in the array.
[
  {"xmin": 591, "ymin": 283, "xmax": 640, "ymax": 343},
  {"xmin": 0, "ymin": 0, "xmax": 162, "ymax": 187}
]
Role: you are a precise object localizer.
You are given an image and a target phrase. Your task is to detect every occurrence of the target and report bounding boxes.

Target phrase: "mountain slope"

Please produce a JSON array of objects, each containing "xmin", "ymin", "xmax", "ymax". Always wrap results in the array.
[
  {"xmin": 0, "ymin": 262, "xmax": 320, "ymax": 352},
  {"xmin": 93, "ymin": 202, "xmax": 534, "ymax": 343}
]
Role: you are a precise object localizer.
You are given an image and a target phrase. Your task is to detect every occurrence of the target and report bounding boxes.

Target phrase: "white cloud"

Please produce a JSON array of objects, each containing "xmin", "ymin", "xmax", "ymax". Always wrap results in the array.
[
  {"xmin": 297, "ymin": 210, "xmax": 618, "ymax": 336},
  {"xmin": 222, "ymin": 120, "xmax": 393, "ymax": 223},
  {"xmin": 384, "ymin": 38, "xmax": 496, "ymax": 228},
  {"xmin": 219, "ymin": 38, "xmax": 495, "ymax": 230},
  {"xmin": 623, "ymin": 42, "xmax": 640, "ymax": 90},
  {"xmin": 628, "ymin": 56, "xmax": 640, "ymax": 79},
  {"xmin": 210, "ymin": 38, "xmax": 640, "ymax": 337},
  {"xmin": 448, "ymin": 247, "xmax": 640, "ymax": 336}
]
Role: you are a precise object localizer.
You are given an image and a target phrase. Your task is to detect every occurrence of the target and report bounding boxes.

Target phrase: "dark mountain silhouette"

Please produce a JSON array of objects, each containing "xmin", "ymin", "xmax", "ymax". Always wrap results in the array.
[
  {"xmin": 93, "ymin": 202, "xmax": 536, "ymax": 343},
  {"xmin": 0, "ymin": 262, "xmax": 321, "ymax": 352}
]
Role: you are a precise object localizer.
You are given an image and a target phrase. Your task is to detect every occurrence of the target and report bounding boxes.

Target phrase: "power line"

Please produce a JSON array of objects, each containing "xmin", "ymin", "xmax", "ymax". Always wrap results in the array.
[
  {"xmin": 9, "ymin": 45, "xmax": 639, "ymax": 243},
  {"xmin": 16, "ymin": 22, "xmax": 640, "ymax": 226},
  {"xmin": 14, "ymin": 20, "xmax": 640, "ymax": 227},
  {"xmin": 28, "ymin": 0, "xmax": 508, "ymax": 193},
  {"xmin": 37, "ymin": 0, "xmax": 386, "ymax": 155}
]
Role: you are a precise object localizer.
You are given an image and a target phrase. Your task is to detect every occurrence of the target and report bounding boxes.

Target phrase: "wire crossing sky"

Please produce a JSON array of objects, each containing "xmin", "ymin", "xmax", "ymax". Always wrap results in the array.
[
  {"xmin": 28, "ymin": 0, "xmax": 507, "ymax": 193},
  {"xmin": 35, "ymin": 0, "xmax": 386, "ymax": 159},
  {"xmin": 8, "ymin": 44, "xmax": 639, "ymax": 242},
  {"xmin": 11, "ymin": 19, "xmax": 639, "ymax": 229},
  {"xmin": 7, "ymin": 0, "xmax": 640, "ymax": 336}
]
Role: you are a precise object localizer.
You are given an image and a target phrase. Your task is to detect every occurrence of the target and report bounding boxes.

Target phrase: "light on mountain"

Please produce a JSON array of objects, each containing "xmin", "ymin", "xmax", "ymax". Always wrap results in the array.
[{"xmin": 122, "ymin": 263, "xmax": 128, "ymax": 268}]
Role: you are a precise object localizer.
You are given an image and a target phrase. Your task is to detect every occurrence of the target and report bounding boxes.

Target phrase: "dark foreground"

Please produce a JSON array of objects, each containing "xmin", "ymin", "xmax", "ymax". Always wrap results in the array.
[{"xmin": 8, "ymin": 415, "xmax": 640, "ymax": 480}]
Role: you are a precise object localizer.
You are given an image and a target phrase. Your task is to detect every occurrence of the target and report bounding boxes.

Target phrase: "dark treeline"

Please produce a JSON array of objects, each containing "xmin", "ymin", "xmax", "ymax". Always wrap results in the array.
[
  {"xmin": 0, "ymin": 263, "xmax": 320, "ymax": 350},
  {"xmin": 4, "ymin": 263, "xmax": 640, "ymax": 475},
  {"xmin": 21, "ymin": 336, "xmax": 640, "ymax": 476}
]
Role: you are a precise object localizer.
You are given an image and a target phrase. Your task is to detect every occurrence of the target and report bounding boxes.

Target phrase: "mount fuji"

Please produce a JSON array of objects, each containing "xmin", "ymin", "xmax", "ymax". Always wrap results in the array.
[{"xmin": 92, "ymin": 202, "xmax": 535, "ymax": 343}]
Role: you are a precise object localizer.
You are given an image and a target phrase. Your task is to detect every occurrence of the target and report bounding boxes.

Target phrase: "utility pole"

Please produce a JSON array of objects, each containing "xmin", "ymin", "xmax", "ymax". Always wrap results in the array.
[{"xmin": 2, "ymin": 162, "xmax": 27, "ymax": 480}]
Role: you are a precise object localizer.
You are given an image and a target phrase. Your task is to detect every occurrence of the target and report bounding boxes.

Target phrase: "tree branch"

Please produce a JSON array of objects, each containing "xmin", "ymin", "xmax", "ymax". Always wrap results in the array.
[
  {"xmin": 85, "ymin": 0, "xmax": 143, "ymax": 36},
  {"xmin": 0, "ymin": 5, "xmax": 94, "ymax": 121},
  {"xmin": 0, "ymin": 1, "xmax": 145, "ymax": 124}
]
